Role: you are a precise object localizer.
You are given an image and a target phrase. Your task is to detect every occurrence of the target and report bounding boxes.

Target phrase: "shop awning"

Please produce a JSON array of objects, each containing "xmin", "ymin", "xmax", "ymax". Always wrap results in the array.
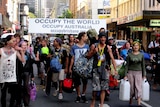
[{"xmin": 2, "ymin": 15, "xmax": 12, "ymax": 28}]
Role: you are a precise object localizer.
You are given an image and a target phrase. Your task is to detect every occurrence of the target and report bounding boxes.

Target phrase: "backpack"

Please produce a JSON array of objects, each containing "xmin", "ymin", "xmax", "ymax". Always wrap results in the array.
[
  {"xmin": 73, "ymin": 52, "xmax": 93, "ymax": 79},
  {"xmin": 23, "ymin": 52, "xmax": 34, "ymax": 72},
  {"xmin": 50, "ymin": 49, "xmax": 63, "ymax": 72}
]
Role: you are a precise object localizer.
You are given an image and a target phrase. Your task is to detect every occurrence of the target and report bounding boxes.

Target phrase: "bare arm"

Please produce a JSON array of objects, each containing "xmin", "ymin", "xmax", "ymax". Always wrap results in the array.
[
  {"xmin": 107, "ymin": 45, "xmax": 118, "ymax": 75},
  {"xmin": 86, "ymin": 44, "xmax": 97, "ymax": 59},
  {"xmin": 116, "ymin": 48, "xmax": 121, "ymax": 59},
  {"xmin": 69, "ymin": 56, "xmax": 74, "ymax": 73},
  {"xmin": 16, "ymin": 50, "xmax": 25, "ymax": 63},
  {"xmin": 65, "ymin": 56, "xmax": 69, "ymax": 73}
]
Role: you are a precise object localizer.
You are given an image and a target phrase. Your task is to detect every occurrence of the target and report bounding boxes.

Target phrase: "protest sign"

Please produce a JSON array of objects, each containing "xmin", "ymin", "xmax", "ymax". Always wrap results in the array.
[{"xmin": 28, "ymin": 18, "xmax": 106, "ymax": 34}]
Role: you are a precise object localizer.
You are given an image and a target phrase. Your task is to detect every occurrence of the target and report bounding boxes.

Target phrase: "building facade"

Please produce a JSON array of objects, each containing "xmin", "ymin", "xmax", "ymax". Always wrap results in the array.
[
  {"xmin": 35, "ymin": 0, "xmax": 46, "ymax": 18},
  {"xmin": 69, "ymin": 0, "xmax": 111, "ymax": 21},
  {"xmin": 108, "ymin": 0, "xmax": 160, "ymax": 51},
  {"xmin": 69, "ymin": 0, "xmax": 77, "ymax": 18},
  {"xmin": 0, "ymin": 0, "xmax": 18, "ymax": 33},
  {"xmin": 50, "ymin": 0, "xmax": 69, "ymax": 18},
  {"xmin": 26, "ymin": 0, "xmax": 36, "ymax": 13}
]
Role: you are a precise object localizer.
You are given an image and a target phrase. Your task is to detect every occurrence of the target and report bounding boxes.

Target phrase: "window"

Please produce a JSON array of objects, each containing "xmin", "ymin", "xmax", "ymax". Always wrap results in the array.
[
  {"xmin": 130, "ymin": 0, "xmax": 132, "ymax": 14},
  {"xmin": 153, "ymin": 0, "xmax": 155, "ymax": 6},
  {"xmin": 133, "ymin": 0, "xmax": 135, "ymax": 13},
  {"xmin": 149, "ymin": 0, "xmax": 151, "ymax": 7}
]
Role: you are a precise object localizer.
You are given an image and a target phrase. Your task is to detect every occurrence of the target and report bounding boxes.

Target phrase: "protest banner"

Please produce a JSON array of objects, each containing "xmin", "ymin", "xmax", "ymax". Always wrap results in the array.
[{"xmin": 28, "ymin": 18, "xmax": 106, "ymax": 34}]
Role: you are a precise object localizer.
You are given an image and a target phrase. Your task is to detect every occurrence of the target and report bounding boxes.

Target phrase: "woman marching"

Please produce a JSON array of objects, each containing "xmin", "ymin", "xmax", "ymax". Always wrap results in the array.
[
  {"xmin": 0, "ymin": 34, "xmax": 25, "ymax": 107},
  {"xmin": 124, "ymin": 41, "xmax": 146, "ymax": 107}
]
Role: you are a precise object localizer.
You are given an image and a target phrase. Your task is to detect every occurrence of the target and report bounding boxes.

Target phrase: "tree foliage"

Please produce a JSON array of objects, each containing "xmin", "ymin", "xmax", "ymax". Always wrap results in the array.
[
  {"xmin": 58, "ymin": 9, "xmax": 73, "ymax": 18},
  {"xmin": 28, "ymin": 12, "xmax": 37, "ymax": 18}
]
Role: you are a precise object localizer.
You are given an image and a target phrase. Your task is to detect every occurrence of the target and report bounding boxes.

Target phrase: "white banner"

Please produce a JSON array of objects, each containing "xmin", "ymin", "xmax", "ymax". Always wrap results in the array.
[{"xmin": 28, "ymin": 18, "xmax": 106, "ymax": 34}]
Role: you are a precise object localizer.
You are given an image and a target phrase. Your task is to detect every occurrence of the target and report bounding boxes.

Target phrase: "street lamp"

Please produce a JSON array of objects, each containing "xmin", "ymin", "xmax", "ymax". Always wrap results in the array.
[{"xmin": 19, "ymin": 3, "xmax": 29, "ymax": 36}]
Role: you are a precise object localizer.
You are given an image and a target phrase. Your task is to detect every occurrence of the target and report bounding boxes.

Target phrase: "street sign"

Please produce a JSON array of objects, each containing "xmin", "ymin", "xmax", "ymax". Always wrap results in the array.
[
  {"xmin": 130, "ymin": 26, "xmax": 152, "ymax": 31},
  {"xmin": 150, "ymin": 19, "xmax": 160, "ymax": 26}
]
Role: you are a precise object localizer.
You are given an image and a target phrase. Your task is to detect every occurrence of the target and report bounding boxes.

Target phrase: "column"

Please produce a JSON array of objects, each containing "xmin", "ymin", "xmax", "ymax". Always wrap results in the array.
[{"xmin": 142, "ymin": 31, "xmax": 147, "ymax": 51}]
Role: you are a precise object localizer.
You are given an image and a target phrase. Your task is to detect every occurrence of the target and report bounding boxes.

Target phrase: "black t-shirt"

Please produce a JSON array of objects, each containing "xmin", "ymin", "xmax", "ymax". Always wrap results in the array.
[
  {"xmin": 54, "ymin": 48, "xmax": 68, "ymax": 69},
  {"xmin": 93, "ymin": 44, "xmax": 110, "ymax": 68},
  {"xmin": 110, "ymin": 45, "xmax": 118, "ymax": 59},
  {"xmin": 152, "ymin": 47, "xmax": 160, "ymax": 65}
]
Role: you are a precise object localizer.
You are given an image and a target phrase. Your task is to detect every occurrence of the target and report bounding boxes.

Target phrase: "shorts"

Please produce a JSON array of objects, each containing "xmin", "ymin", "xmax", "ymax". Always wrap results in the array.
[
  {"xmin": 73, "ymin": 72, "xmax": 88, "ymax": 87},
  {"xmin": 40, "ymin": 62, "xmax": 45, "ymax": 73},
  {"xmin": 52, "ymin": 69, "xmax": 66, "ymax": 82},
  {"xmin": 92, "ymin": 69, "xmax": 109, "ymax": 91}
]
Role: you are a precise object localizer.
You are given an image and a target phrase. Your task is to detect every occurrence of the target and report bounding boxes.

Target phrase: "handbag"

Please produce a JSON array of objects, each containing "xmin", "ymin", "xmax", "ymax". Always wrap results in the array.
[
  {"xmin": 109, "ymin": 75, "xmax": 118, "ymax": 88},
  {"xmin": 62, "ymin": 75, "xmax": 73, "ymax": 93},
  {"xmin": 73, "ymin": 53, "xmax": 93, "ymax": 79},
  {"xmin": 29, "ymin": 81, "xmax": 37, "ymax": 101},
  {"xmin": 118, "ymin": 62, "xmax": 126, "ymax": 79}
]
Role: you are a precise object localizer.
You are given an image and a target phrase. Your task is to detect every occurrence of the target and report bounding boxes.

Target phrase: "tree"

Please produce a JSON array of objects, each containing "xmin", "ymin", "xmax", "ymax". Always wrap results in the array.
[
  {"xmin": 58, "ymin": 9, "xmax": 73, "ymax": 18},
  {"xmin": 28, "ymin": 12, "xmax": 37, "ymax": 18}
]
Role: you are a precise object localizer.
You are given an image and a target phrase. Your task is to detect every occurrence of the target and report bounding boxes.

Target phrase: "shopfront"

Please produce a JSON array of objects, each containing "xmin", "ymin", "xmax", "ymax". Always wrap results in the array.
[
  {"xmin": 109, "ymin": 10, "xmax": 160, "ymax": 51},
  {"xmin": 0, "ymin": 13, "xmax": 12, "ymax": 35}
]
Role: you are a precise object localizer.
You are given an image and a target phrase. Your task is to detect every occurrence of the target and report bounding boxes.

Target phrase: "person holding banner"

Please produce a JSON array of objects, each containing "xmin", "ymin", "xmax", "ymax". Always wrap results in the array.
[{"xmin": 0, "ymin": 34, "xmax": 25, "ymax": 107}]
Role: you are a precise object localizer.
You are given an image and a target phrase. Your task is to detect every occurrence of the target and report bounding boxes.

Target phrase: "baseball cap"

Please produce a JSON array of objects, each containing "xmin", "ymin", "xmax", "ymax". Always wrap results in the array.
[
  {"xmin": 98, "ymin": 32, "xmax": 106, "ymax": 38},
  {"xmin": 108, "ymin": 37, "xmax": 114, "ymax": 40},
  {"xmin": 55, "ymin": 37, "xmax": 63, "ymax": 45}
]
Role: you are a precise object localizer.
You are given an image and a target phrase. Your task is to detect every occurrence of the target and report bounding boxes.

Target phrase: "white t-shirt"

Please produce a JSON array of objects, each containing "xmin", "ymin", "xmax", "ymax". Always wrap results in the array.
[{"xmin": 148, "ymin": 40, "xmax": 159, "ymax": 48}]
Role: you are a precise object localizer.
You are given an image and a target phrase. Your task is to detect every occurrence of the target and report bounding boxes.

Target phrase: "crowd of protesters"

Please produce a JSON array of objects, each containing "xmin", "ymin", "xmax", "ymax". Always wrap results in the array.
[{"xmin": 1, "ymin": 28, "xmax": 160, "ymax": 107}]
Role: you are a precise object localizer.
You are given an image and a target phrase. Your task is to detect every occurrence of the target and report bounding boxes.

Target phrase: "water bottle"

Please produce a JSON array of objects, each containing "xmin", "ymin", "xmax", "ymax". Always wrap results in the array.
[
  {"xmin": 119, "ymin": 79, "xmax": 130, "ymax": 101},
  {"xmin": 142, "ymin": 79, "xmax": 150, "ymax": 101}
]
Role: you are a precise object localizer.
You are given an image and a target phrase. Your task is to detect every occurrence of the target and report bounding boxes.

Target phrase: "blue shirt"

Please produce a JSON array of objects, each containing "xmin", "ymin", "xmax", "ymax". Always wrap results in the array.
[
  {"xmin": 70, "ymin": 44, "xmax": 89, "ymax": 63},
  {"xmin": 120, "ymin": 49, "xmax": 129, "ymax": 60}
]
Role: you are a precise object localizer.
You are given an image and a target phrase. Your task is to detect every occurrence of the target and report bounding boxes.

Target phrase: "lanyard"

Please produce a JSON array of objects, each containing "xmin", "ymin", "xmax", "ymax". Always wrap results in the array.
[{"xmin": 98, "ymin": 44, "xmax": 105, "ymax": 55}]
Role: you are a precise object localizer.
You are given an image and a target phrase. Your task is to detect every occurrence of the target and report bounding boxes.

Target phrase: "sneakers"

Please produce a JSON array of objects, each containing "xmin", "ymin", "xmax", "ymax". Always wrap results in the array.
[
  {"xmin": 53, "ymin": 90, "xmax": 58, "ymax": 96},
  {"xmin": 75, "ymin": 95, "xmax": 88, "ymax": 103},
  {"xmin": 81, "ymin": 95, "xmax": 88, "ymax": 103},
  {"xmin": 58, "ymin": 93, "xmax": 63, "ymax": 100},
  {"xmin": 73, "ymin": 88, "xmax": 76, "ymax": 92},
  {"xmin": 40, "ymin": 79, "xmax": 45, "ymax": 85},
  {"xmin": 75, "ymin": 96, "xmax": 81, "ymax": 103}
]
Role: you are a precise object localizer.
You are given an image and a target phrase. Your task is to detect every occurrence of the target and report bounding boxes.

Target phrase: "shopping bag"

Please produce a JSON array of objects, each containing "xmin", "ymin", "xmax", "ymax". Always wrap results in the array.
[
  {"xmin": 73, "ymin": 54, "xmax": 93, "ymax": 79},
  {"xmin": 109, "ymin": 75, "xmax": 118, "ymax": 88},
  {"xmin": 110, "ymin": 60, "xmax": 124, "ymax": 75},
  {"xmin": 62, "ymin": 78, "xmax": 73, "ymax": 93},
  {"xmin": 118, "ymin": 64, "xmax": 126, "ymax": 79},
  {"xmin": 29, "ymin": 81, "xmax": 37, "ymax": 101}
]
